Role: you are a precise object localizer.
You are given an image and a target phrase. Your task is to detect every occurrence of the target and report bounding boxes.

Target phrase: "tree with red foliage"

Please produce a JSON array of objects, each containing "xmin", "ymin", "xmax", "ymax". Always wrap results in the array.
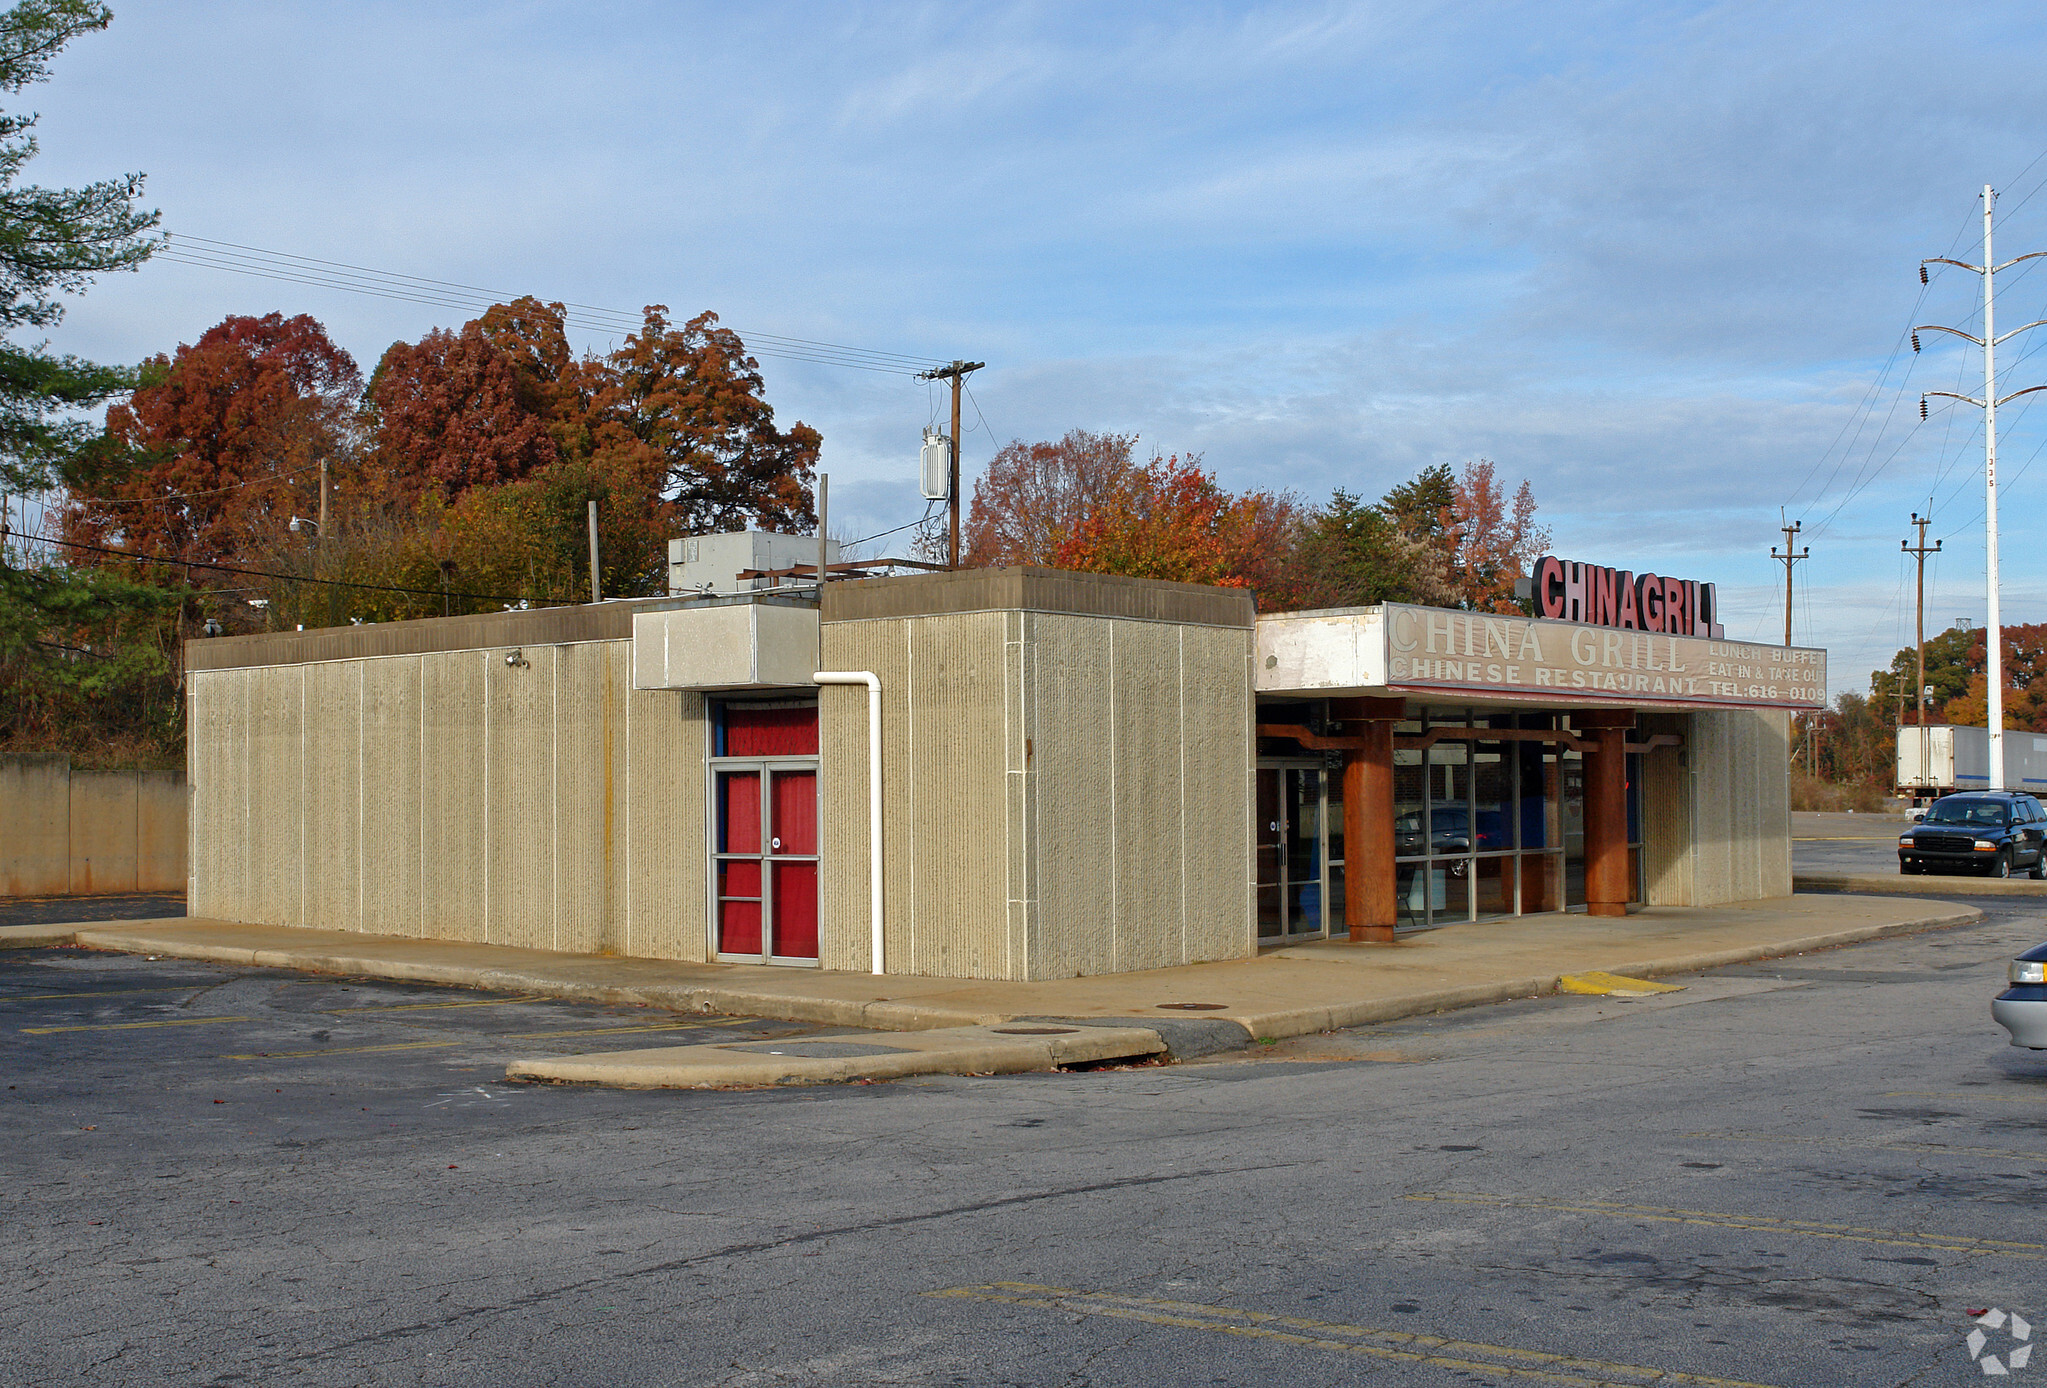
[
  {"xmin": 62, "ymin": 312, "xmax": 360, "ymax": 567},
  {"xmin": 964, "ymin": 429, "xmax": 1139, "ymax": 566},
  {"xmin": 1053, "ymin": 452, "xmax": 1302, "ymax": 606},
  {"xmin": 367, "ymin": 321, "xmax": 558, "ymax": 504}
]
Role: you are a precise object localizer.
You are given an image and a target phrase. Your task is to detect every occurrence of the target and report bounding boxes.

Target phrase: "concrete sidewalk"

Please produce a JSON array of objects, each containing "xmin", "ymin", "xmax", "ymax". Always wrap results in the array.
[{"xmin": 3, "ymin": 894, "xmax": 1984, "ymax": 1049}]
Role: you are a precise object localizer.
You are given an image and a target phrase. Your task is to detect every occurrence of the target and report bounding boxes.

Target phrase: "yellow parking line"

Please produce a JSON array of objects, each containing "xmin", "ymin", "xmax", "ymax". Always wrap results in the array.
[
  {"xmin": 1683, "ymin": 1130, "xmax": 2043, "ymax": 1160},
  {"xmin": 222, "ymin": 1038, "xmax": 463, "ymax": 1060},
  {"xmin": 928, "ymin": 1283, "xmax": 1779, "ymax": 1387},
  {"xmin": 1883, "ymin": 1089, "xmax": 2047, "ymax": 1104},
  {"xmin": 1407, "ymin": 1193, "xmax": 2043, "ymax": 1258},
  {"xmin": 12, "ymin": 986, "xmax": 190, "ymax": 1000},
  {"xmin": 219, "ymin": 1019, "xmax": 721, "ymax": 1061},
  {"xmin": 20, "ymin": 1015, "xmax": 248, "ymax": 1035},
  {"xmin": 318, "ymin": 995, "xmax": 545, "ymax": 1015}
]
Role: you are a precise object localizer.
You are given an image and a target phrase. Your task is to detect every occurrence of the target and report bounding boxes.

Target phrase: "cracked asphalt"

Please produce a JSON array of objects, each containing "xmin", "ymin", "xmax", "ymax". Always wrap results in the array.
[{"xmin": 3, "ymin": 892, "xmax": 2045, "ymax": 1385}]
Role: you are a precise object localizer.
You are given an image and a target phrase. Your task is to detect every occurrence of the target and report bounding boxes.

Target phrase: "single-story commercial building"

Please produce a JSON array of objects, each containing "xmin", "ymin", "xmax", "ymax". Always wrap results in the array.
[{"xmin": 185, "ymin": 558, "xmax": 1824, "ymax": 981}]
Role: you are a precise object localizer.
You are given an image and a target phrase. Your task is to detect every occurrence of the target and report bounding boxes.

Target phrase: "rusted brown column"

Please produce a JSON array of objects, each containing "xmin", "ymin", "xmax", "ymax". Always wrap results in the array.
[
  {"xmin": 1332, "ymin": 696, "xmax": 1407, "ymax": 942},
  {"xmin": 1577, "ymin": 710, "xmax": 1636, "ymax": 918}
]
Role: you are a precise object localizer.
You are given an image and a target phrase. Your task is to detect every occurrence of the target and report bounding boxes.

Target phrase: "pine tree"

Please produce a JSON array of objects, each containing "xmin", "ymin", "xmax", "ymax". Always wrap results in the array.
[{"xmin": 0, "ymin": 0, "xmax": 157, "ymax": 492}]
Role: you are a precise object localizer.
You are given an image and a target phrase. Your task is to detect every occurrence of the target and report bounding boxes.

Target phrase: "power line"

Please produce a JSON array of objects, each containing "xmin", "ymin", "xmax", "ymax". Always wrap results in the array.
[
  {"xmin": 158, "ymin": 235, "xmax": 950, "ymax": 377},
  {"xmin": 53, "ymin": 466, "xmax": 318, "ymax": 506},
  {"xmin": 25, "ymin": 531, "xmax": 579, "ymax": 606},
  {"xmin": 169, "ymin": 235, "xmax": 946, "ymax": 368}
]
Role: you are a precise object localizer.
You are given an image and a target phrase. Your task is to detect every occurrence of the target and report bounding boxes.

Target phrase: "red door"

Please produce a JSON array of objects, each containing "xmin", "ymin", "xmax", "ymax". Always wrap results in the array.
[{"xmin": 712, "ymin": 705, "xmax": 819, "ymax": 964}]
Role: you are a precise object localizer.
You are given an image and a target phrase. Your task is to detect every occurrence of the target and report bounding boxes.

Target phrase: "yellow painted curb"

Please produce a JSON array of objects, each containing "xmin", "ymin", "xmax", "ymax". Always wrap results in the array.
[{"xmin": 1557, "ymin": 971, "xmax": 1685, "ymax": 997}]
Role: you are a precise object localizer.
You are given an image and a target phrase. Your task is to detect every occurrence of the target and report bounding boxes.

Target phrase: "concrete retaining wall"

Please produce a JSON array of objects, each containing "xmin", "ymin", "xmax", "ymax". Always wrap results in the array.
[{"xmin": 0, "ymin": 755, "xmax": 187, "ymax": 896}]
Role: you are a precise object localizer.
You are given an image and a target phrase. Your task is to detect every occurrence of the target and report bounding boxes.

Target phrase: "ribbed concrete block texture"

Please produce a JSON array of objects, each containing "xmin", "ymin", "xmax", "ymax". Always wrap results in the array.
[
  {"xmin": 1638, "ymin": 712, "xmax": 1693, "ymax": 906},
  {"xmin": 821, "ymin": 610, "xmax": 1253, "ymax": 981},
  {"xmin": 188, "ymin": 641, "xmax": 709, "ymax": 958},
  {"xmin": 1677, "ymin": 708, "xmax": 1793, "ymax": 906}
]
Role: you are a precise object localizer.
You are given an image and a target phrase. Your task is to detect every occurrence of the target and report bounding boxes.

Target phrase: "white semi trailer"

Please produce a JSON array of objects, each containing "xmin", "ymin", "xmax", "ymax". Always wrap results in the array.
[{"xmin": 1897, "ymin": 724, "xmax": 2047, "ymax": 803}]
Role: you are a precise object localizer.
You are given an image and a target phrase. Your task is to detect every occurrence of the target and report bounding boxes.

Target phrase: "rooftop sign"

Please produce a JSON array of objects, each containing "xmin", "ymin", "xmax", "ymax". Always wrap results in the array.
[
  {"xmin": 1528, "ymin": 555, "xmax": 1723, "ymax": 639},
  {"xmin": 1257, "ymin": 603, "xmax": 1826, "ymax": 711}
]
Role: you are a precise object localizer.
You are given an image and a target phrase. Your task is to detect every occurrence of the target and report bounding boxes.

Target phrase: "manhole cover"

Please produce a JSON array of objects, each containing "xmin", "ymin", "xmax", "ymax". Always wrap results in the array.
[
  {"xmin": 1155, "ymin": 1002, "xmax": 1229, "ymax": 1011},
  {"xmin": 992, "ymin": 1026, "xmax": 1077, "ymax": 1035}
]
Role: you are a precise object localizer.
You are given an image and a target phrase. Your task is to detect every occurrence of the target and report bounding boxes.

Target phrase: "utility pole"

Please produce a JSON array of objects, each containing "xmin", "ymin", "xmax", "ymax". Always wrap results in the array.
[
  {"xmin": 1902, "ymin": 513, "xmax": 1941, "ymax": 726},
  {"xmin": 319, "ymin": 453, "xmax": 337, "ymax": 627},
  {"xmin": 587, "ymin": 499, "xmax": 601, "ymax": 604},
  {"xmin": 915, "ymin": 360, "xmax": 984, "ymax": 568},
  {"xmin": 1917, "ymin": 185, "xmax": 2047, "ymax": 791},
  {"xmin": 1771, "ymin": 517, "xmax": 1807, "ymax": 647}
]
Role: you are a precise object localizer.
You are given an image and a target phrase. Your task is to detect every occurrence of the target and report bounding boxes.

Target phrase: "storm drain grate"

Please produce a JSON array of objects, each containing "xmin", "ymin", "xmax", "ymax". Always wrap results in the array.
[
  {"xmin": 1154, "ymin": 1002, "xmax": 1229, "ymax": 1011},
  {"xmin": 991, "ymin": 1026, "xmax": 1077, "ymax": 1035}
]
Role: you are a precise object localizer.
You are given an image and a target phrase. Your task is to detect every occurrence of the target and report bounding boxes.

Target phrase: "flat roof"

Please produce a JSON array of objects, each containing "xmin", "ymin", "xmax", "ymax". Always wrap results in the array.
[
  {"xmin": 184, "ymin": 594, "xmax": 817, "ymax": 671},
  {"xmin": 820, "ymin": 566, "xmax": 1255, "ymax": 628}
]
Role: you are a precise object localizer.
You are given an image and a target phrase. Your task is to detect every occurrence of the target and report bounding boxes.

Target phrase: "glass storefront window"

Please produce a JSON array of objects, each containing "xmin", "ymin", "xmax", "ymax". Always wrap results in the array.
[{"xmin": 1257, "ymin": 701, "xmax": 1652, "ymax": 938}]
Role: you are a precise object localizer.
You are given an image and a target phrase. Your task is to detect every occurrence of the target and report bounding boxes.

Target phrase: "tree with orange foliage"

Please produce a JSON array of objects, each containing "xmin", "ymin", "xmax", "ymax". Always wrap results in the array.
[
  {"xmin": 963, "ymin": 429, "xmax": 1139, "ymax": 566},
  {"xmin": 62, "ymin": 312, "xmax": 361, "ymax": 568},
  {"xmin": 1053, "ymin": 452, "xmax": 1303, "ymax": 606},
  {"xmin": 585, "ymin": 307, "xmax": 818, "ymax": 535},
  {"xmin": 1447, "ymin": 457, "xmax": 1548, "ymax": 613}
]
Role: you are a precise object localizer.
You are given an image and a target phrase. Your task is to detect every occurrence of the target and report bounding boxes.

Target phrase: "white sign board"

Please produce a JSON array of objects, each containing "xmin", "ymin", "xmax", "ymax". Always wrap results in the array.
[{"xmin": 1257, "ymin": 604, "xmax": 1826, "ymax": 710}]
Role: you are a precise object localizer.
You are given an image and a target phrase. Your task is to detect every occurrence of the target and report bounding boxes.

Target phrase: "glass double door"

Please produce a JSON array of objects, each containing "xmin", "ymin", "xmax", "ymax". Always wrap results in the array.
[
  {"xmin": 712, "ymin": 761, "xmax": 818, "ymax": 964},
  {"xmin": 1256, "ymin": 763, "xmax": 1336, "ymax": 943}
]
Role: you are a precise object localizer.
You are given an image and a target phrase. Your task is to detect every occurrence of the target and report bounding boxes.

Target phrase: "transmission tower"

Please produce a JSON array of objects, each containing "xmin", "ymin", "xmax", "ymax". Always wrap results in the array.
[{"xmin": 1915, "ymin": 186, "xmax": 2047, "ymax": 791}]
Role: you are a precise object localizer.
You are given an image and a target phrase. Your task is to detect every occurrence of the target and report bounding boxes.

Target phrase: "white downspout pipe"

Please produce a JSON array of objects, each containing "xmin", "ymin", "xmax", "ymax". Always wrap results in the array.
[{"xmin": 814, "ymin": 671, "xmax": 883, "ymax": 974}]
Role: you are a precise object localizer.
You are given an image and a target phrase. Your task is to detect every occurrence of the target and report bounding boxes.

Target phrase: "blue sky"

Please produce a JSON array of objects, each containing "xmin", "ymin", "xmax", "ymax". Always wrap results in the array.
[{"xmin": 25, "ymin": 1, "xmax": 2047, "ymax": 697}]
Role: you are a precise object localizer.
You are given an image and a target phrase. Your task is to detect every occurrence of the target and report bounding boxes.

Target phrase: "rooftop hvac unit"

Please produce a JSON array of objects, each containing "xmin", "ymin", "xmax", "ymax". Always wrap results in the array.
[{"xmin": 919, "ymin": 428, "xmax": 950, "ymax": 501}]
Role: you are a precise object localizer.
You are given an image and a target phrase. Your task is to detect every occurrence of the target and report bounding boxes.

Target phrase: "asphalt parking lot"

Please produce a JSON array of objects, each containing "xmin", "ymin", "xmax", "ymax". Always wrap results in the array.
[
  {"xmin": 0, "ymin": 891, "xmax": 187, "ymax": 927},
  {"xmin": 1, "ymin": 945, "xmax": 831, "ymax": 1097},
  {"xmin": 7, "ymin": 907, "xmax": 2047, "ymax": 1387}
]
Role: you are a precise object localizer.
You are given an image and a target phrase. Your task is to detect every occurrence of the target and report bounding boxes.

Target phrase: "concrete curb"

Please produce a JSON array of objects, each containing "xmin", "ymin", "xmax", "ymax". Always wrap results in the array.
[
  {"xmin": 1796, "ymin": 872, "xmax": 2047, "ymax": 898},
  {"xmin": 64, "ymin": 929, "xmax": 1005, "ymax": 1033},
  {"xmin": 41, "ymin": 903, "xmax": 1986, "ymax": 1054},
  {"xmin": 1217, "ymin": 903, "xmax": 1986, "ymax": 1041},
  {"xmin": 0, "ymin": 924, "xmax": 81, "ymax": 949},
  {"xmin": 506, "ymin": 1024, "xmax": 1167, "ymax": 1089},
  {"xmin": 1013, "ymin": 1016, "xmax": 1253, "ymax": 1058}
]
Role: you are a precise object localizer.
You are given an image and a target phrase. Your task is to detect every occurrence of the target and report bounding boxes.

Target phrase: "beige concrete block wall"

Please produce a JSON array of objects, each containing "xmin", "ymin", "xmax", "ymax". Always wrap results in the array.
[
  {"xmin": 820, "ymin": 609, "xmax": 1253, "ymax": 981},
  {"xmin": 1, "ymin": 755, "xmax": 71, "ymax": 895},
  {"xmin": 0, "ymin": 756, "xmax": 186, "ymax": 896},
  {"xmin": 818, "ymin": 611, "xmax": 1011, "ymax": 977},
  {"xmin": 1638, "ymin": 712, "xmax": 1693, "ymax": 906},
  {"xmin": 187, "ymin": 641, "xmax": 708, "ymax": 958},
  {"xmin": 1657, "ymin": 707, "xmax": 1791, "ymax": 907},
  {"xmin": 1027, "ymin": 613, "xmax": 1255, "ymax": 977}
]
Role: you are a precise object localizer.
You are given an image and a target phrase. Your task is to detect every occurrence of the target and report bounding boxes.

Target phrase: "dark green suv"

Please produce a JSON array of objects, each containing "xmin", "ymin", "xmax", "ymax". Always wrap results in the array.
[{"xmin": 1898, "ymin": 792, "xmax": 2047, "ymax": 878}]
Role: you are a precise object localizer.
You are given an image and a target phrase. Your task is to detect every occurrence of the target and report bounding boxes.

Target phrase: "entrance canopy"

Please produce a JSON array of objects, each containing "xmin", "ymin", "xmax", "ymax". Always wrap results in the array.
[{"xmin": 1257, "ymin": 604, "xmax": 1826, "ymax": 713}]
